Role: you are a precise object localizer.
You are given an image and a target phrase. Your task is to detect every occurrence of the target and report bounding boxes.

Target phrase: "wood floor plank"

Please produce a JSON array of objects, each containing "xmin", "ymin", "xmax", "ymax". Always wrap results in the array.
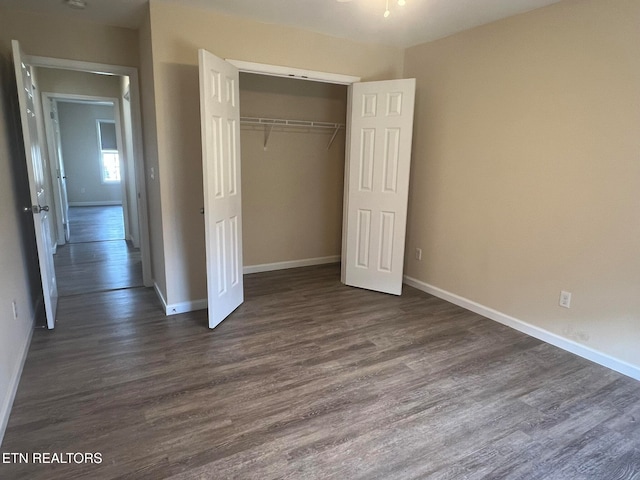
[{"xmin": 1, "ymin": 264, "xmax": 639, "ymax": 479}]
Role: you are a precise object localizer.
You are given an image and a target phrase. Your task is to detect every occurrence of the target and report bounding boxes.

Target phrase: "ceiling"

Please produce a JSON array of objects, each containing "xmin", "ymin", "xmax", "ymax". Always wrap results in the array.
[{"xmin": 0, "ymin": 0, "xmax": 564, "ymax": 47}]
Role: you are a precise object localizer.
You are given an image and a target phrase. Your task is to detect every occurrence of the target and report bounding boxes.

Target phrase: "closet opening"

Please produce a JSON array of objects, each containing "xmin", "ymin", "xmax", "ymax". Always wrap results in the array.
[{"xmin": 238, "ymin": 73, "xmax": 349, "ymax": 276}]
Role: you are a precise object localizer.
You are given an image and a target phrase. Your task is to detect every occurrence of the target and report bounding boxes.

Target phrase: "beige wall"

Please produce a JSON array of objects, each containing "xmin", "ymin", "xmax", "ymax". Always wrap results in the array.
[
  {"xmin": 139, "ymin": 7, "xmax": 166, "ymax": 300},
  {"xmin": 240, "ymin": 74, "xmax": 347, "ymax": 266},
  {"xmin": 2, "ymin": 9, "xmax": 138, "ymax": 67},
  {"xmin": 0, "ymin": 11, "xmax": 41, "ymax": 441},
  {"xmin": 37, "ymin": 68, "xmax": 122, "ymax": 98},
  {"xmin": 404, "ymin": 0, "xmax": 640, "ymax": 366},
  {"xmin": 147, "ymin": 0, "xmax": 404, "ymax": 305},
  {"xmin": 57, "ymin": 102, "xmax": 121, "ymax": 204}
]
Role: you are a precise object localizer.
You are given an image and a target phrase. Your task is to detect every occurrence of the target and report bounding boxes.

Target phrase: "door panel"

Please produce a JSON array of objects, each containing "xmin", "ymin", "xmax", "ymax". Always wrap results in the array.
[
  {"xmin": 12, "ymin": 40, "xmax": 58, "ymax": 328},
  {"xmin": 342, "ymin": 79, "xmax": 416, "ymax": 295},
  {"xmin": 199, "ymin": 49, "xmax": 244, "ymax": 329}
]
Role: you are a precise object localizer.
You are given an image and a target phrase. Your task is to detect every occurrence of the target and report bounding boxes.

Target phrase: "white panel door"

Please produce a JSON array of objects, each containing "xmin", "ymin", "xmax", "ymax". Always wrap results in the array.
[
  {"xmin": 12, "ymin": 40, "xmax": 58, "ymax": 328},
  {"xmin": 198, "ymin": 49, "xmax": 244, "ymax": 329},
  {"xmin": 53, "ymin": 101, "xmax": 71, "ymax": 243},
  {"xmin": 43, "ymin": 97, "xmax": 70, "ymax": 244},
  {"xmin": 342, "ymin": 79, "xmax": 416, "ymax": 295}
]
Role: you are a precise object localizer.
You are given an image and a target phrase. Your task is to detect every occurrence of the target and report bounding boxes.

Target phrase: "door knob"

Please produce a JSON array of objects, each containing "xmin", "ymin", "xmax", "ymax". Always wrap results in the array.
[{"xmin": 24, "ymin": 205, "xmax": 49, "ymax": 214}]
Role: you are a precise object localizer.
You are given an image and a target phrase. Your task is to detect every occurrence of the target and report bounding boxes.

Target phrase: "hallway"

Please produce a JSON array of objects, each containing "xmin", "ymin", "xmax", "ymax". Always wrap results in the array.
[{"xmin": 53, "ymin": 206, "xmax": 143, "ymax": 296}]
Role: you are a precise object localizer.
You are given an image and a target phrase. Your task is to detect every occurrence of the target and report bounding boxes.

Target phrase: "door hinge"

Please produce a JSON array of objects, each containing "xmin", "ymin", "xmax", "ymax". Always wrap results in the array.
[{"xmin": 50, "ymin": 111, "xmax": 54, "ymax": 119}]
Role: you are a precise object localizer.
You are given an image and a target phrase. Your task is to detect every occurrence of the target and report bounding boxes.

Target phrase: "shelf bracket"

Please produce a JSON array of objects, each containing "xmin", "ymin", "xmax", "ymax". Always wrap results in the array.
[
  {"xmin": 263, "ymin": 124, "xmax": 273, "ymax": 151},
  {"xmin": 327, "ymin": 126, "xmax": 340, "ymax": 150}
]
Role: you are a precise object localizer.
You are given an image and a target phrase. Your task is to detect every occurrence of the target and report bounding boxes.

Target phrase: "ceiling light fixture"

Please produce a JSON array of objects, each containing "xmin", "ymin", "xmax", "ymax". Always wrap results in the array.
[
  {"xmin": 64, "ymin": 0, "xmax": 87, "ymax": 9},
  {"xmin": 335, "ymin": 0, "xmax": 406, "ymax": 18}
]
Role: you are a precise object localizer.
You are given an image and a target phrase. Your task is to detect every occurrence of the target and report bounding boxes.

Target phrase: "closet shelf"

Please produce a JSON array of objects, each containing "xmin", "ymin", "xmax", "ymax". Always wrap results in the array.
[{"xmin": 239, "ymin": 116, "xmax": 345, "ymax": 150}]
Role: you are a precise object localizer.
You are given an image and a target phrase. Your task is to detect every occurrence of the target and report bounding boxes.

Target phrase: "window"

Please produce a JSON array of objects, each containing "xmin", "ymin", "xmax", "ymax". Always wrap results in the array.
[
  {"xmin": 97, "ymin": 120, "xmax": 120, "ymax": 183},
  {"xmin": 101, "ymin": 150, "xmax": 121, "ymax": 183}
]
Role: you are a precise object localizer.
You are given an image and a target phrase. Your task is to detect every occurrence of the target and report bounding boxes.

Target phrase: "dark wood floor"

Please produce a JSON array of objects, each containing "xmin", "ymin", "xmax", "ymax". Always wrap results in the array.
[
  {"xmin": 54, "ymin": 206, "xmax": 143, "ymax": 296},
  {"xmin": 2, "ymin": 265, "xmax": 639, "ymax": 479},
  {"xmin": 68, "ymin": 205, "xmax": 125, "ymax": 244}
]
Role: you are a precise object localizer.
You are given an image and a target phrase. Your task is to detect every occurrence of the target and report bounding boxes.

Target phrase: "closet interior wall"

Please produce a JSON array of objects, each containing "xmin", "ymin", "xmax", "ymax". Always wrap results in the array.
[{"xmin": 239, "ymin": 73, "xmax": 348, "ymax": 268}]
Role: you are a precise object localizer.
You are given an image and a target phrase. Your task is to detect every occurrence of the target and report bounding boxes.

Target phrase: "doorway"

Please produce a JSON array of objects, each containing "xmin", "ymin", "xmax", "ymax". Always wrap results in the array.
[
  {"xmin": 26, "ymin": 54, "xmax": 152, "ymax": 305},
  {"xmin": 238, "ymin": 72, "xmax": 348, "ymax": 273},
  {"xmin": 14, "ymin": 47, "xmax": 154, "ymax": 330},
  {"xmin": 44, "ymin": 95, "xmax": 143, "ymax": 296}
]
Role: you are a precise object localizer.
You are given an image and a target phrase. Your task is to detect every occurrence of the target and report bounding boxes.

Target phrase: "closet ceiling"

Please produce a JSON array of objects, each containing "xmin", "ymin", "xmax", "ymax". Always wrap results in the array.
[{"xmin": 0, "ymin": 0, "xmax": 563, "ymax": 47}]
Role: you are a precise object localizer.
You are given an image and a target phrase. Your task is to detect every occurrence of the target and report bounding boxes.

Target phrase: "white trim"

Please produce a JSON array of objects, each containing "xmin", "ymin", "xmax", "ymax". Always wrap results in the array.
[
  {"xmin": 166, "ymin": 299, "xmax": 208, "ymax": 316},
  {"xmin": 155, "ymin": 282, "xmax": 207, "ymax": 316},
  {"xmin": 403, "ymin": 275, "xmax": 640, "ymax": 381},
  {"xmin": 0, "ymin": 310, "xmax": 36, "ymax": 446},
  {"xmin": 26, "ymin": 55, "xmax": 133, "ymax": 77},
  {"xmin": 243, "ymin": 255, "xmax": 341, "ymax": 275},
  {"xmin": 226, "ymin": 59, "xmax": 361, "ymax": 85},
  {"xmin": 68, "ymin": 201, "xmax": 123, "ymax": 207},
  {"xmin": 154, "ymin": 282, "xmax": 168, "ymax": 313},
  {"xmin": 29, "ymin": 55, "xmax": 152, "ymax": 288}
]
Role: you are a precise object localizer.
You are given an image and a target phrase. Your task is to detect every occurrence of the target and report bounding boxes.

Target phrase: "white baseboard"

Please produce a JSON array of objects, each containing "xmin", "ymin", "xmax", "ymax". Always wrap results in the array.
[
  {"xmin": 154, "ymin": 282, "xmax": 168, "ymax": 313},
  {"xmin": 243, "ymin": 255, "xmax": 340, "ymax": 275},
  {"xmin": 155, "ymin": 282, "xmax": 207, "ymax": 316},
  {"xmin": 68, "ymin": 201, "xmax": 123, "ymax": 207},
  {"xmin": 403, "ymin": 276, "xmax": 640, "ymax": 381},
  {"xmin": 166, "ymin": 299, "xmax": 208, "ymax": 316},
  {"xmin": 0, "ymin": 307, "xmax": 36, "ymax": 446}
]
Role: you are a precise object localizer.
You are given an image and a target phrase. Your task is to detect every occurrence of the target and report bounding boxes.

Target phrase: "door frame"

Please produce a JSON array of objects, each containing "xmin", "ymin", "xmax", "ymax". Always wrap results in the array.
[
  {"xmin": 27, "ymin": 54, "xmax": 152, "ymax": 287},
  {"xmin": 228, "ymin": 60, "xmax": 362, "ymax": 276},
  {"xmin": 229, "ymin": 62, "xmax": 414, "ymax": 295},
  {"xmin": 226, "ymin": 59, "xmax": 360, "ymax": 85}
]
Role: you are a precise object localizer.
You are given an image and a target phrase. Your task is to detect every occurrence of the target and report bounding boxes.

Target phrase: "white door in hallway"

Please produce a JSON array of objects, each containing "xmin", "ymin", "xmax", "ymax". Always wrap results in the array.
[
  {"xmin": 43, "ymin": 98, "xmax": 71, "ymax": 244},
  {"xmin": 12, "ymin": 40, "xmax": 58, "ymax": 328},
  {"xmin": 198, "ymin": 49, "xmax": 244, "ymax": 329},
  {"xmin": 342, "ymin": 79, "xmax": 416, "ymax": 295}
]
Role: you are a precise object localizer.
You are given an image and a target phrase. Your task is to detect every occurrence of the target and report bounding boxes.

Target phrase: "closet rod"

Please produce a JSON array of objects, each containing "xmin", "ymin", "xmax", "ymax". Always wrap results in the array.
[{"xmin": 240, "ymin": 116, "xmax": 345, "ymax": 150}]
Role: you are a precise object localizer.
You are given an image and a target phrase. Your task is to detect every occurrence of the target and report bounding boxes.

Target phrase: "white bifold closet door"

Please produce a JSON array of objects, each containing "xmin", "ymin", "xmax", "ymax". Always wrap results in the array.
[
  {"xmin": 199, "ymin": 50, "xmax": 416, "ymax": 329},
  {"xmin": 198, "ymin": 49, "xmax": 244, "ymax": 329},
  {"xmin": 342, "ymin": 79, "xmax": 416, "ymax": 295}
]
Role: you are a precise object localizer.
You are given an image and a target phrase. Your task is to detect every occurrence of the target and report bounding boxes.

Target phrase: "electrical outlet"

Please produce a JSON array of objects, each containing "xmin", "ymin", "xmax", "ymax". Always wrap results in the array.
[
  {"xmin": 12, "ymin": 300, "xmax": 18, "ymax": 320},
  {"xmin": 415, "ymin": 248, "xmax": 422, "ymax": 261},
  {"xmin": 559, "ymin": 291, "xmax": 572, "ymax": 309}
]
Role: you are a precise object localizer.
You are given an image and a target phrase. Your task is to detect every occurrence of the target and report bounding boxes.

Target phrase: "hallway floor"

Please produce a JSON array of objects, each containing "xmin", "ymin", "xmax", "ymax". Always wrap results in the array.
[{"xmin": 54, "ymin": 206, "xmax": 143, "ymax": 296}]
